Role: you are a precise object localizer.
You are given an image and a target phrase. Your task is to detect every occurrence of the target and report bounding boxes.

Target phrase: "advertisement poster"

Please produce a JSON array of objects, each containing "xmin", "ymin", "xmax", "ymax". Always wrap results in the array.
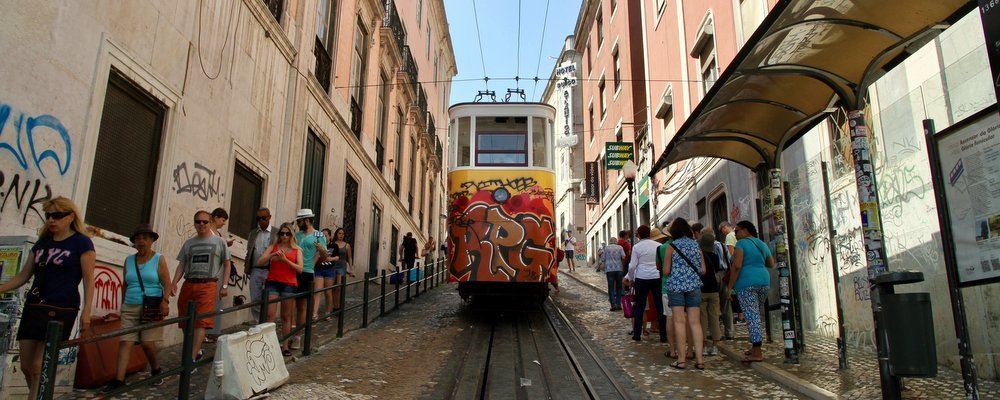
[
  {"xmin": 0, "ymin": 247, "xmax": 23, "ymax": 295},
  {"xmin": 936, "ymin": 109, "xmax": 1000, "ymax": 286}
]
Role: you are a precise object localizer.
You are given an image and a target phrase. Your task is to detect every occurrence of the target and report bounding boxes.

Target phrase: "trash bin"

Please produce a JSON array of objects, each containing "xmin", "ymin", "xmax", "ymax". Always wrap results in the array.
[
  {"xmin": 74, "ymin": 314, "xmax": 148, "ymax": 388},
  {"xmin": 874, "ymin": 271, "xmax": 937, "ymax": 377}
]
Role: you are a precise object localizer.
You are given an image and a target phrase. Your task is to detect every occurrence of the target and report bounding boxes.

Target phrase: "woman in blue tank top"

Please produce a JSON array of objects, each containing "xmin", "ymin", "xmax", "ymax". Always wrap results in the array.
[
  {"xmin": 722, "ymin": 220, "xmax": 774, "ymax": 363},
  {"xmin": 106, "ymin": 224, "xmax": 172, "ymax": 391}
]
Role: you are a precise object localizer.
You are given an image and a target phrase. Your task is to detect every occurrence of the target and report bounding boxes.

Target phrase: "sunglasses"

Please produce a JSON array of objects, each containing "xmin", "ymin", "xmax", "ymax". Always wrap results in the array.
[
  {"xmin": 278, "ymin": 231, "xmax": 292, "ymax": 237},
  {"xmin": 194, "ymin": 220, "xmax": 211, "ymax": 225},
  {"xmin": 45, "ymin": 211, "xmax": 72, "ymax": 220},
  {"xmin": 256, "ymin": 216, "xmax": 271, "ymax": 221}
]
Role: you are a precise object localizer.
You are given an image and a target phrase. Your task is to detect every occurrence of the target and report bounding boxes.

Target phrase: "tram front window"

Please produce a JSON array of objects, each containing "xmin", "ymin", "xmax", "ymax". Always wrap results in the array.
[
  {"xmin": 532, "ymin": 116, "xmax": 547, "ymax": 167},
  {"xmin": 476, "ymin": 116, "xmax": 528, "ymax": 166}
]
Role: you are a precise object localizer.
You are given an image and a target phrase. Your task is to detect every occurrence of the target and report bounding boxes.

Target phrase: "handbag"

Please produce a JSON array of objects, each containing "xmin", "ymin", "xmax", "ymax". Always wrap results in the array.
[
  {"xmin": 669, "ymin": 243, "xmax": 703, "ymax": 276},
  {"xmin": 24, "ymin": 256, "xmax": 78, "ymax": 322},
  {"xmin": 621, "ymin": 287, "xmax": 635, "ymax": 319},
  {"xmin": 133, "ymin": 255, "xmax": 165, "ymax": 323}
]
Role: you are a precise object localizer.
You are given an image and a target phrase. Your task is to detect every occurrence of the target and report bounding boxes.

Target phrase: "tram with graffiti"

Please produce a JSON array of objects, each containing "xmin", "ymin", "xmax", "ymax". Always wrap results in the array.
[{"xmin": 446, "ymin": 102, "xmax": 558, "ymax": 301}]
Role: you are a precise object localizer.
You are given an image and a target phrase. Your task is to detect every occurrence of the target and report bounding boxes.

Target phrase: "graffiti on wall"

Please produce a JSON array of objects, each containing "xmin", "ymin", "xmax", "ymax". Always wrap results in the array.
[
  {"xmin": 448, "ymin": 171, "xmax": 556, "ymax": 283},
  {"xmin": 0, "ymin": 170, "xmax": 53, "ymax": 224},
  {"xmin": 172, "ymin": 162, "xmax": 224, "ymax": 201},
  {"xmin": 0, "ymin": 102, "xmax": 72, "ymax": 225},
  {"xmin": 94, "ymin": 265, "xmax": 123, "ymax": 316}
]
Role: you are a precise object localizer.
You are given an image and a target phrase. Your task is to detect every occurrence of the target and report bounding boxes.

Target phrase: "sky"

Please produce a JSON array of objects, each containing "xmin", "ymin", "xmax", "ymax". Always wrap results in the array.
[{"xmin": 443, "ymin": 0, "xmax": 584, "ymax": 106}]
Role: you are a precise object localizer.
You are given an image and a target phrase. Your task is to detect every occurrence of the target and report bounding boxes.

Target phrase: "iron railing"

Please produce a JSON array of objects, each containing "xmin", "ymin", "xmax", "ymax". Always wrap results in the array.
[
  {"xmin": 376, "ymin": 140, "xmax": 385, "ymax": 169},
  {"xmin": 401, "ymin": 46, "xmax": 418, "ymax": 95},
  {"xmin": 382, "ymin": 0, "xmax": 405, "ymax": 48},
  {"xmin": 435, "ymin": 137, "xmax": 443, "ymax": 164},
  {"xmin": 394, "ymin": 169, "xmax": 402, "ymax": 196},
  {"xmin": 263, "ymin": 0, "xmax": 283, "ymax": 23},
  {"xmin": 36, "ymin": 259, "xmax": 450, "ymax": 400},
  {"xmin": 314, "ymin": 37, "xmax": 332, "ymax": 92},
  {"xmin": 350, "ymin": 98, "xmax": 363, "ymax": 139}
]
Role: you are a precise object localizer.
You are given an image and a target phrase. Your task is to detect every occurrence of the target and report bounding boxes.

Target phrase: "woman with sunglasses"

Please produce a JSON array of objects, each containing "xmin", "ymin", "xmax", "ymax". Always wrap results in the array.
[
  {"xmin": 323, "ymin": 228, "xmax": 353, "ymax": 316},
  {"xmin": 257, "ymin": 222, "xmax": 303, "ymax": 356},
  {"xmin": 722, "ymin": 220, "xmax": 774, "ymax": 363},
  {"xmin": 0, "ymin": 197, "xmax": 95, "ymax": 400}
]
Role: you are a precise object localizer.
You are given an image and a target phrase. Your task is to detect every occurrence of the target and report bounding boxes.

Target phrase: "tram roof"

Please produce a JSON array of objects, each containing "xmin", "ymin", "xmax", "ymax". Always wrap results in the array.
[
  {"xmin": 449, "ymin": 101, "xmax": 556, "ymax": 111},
  {"xmin": 650, "ymin": 0, "xmax": 975, "ymax": 173}
]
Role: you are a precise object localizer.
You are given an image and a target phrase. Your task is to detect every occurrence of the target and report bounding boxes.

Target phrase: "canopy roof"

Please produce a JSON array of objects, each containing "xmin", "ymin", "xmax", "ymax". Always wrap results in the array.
[{"xmin": 651, "ymin": 0, "xmax": 976, "ymax": 173}]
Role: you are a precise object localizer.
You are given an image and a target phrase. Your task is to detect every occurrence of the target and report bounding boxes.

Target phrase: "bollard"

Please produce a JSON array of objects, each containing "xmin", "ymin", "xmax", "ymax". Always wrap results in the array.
[
  {"xmin": 406, "ymin": 267, "xmax": 412, "ymax": 302},
  {"xmin": 380, "ymin": 270, "xmax": 387, "ymax": 317},
  {"xmin": 415, "ymin": 265, "xmax": 421, "ymax": 298},
  {"xmin": 362, "ymin": 272, "xmax": 370, "ymax": 328},
  {"xmin": 36, "ymin": 321, "xmax": 63, "ymax": 400},
  {"xmin": 179, "ymin": 300, "xmax": 198, "ymax": 400},
  {"xmin": 337, "ymin": 276, "xmax": 347, "ymax": 338},
  {"xmin": 303, "ymin": 283, "xmax": 316, "ymax": 356}
]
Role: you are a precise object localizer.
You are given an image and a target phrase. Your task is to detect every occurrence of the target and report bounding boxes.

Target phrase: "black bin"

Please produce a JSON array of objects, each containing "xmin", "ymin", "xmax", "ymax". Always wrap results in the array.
[{"xmin": 874, "ymin": 271, "xmax": 937, "ymax": 377}]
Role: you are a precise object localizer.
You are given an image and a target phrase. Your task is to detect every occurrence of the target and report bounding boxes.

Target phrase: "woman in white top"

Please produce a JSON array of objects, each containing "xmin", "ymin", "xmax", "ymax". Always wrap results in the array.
[{"xmin": 623, "ymin": 225, "xmax": 667, "ymax": 342}]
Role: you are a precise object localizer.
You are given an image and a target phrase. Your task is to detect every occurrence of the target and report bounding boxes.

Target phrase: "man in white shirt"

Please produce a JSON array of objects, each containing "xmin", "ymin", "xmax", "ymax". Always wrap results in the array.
[
  {"xmin": 623, "ymin": 225, "xmax": 667, "ymax": 342},
  {"xmin": 245, "ymin": 207, "xmax": 276, "ymax": 322}
]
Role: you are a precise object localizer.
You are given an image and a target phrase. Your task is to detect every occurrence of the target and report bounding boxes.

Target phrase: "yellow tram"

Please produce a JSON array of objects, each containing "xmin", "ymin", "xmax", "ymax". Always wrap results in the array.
[{"xmin": 446, "ymin": 102, "xmax": 558, "ymax": 300}]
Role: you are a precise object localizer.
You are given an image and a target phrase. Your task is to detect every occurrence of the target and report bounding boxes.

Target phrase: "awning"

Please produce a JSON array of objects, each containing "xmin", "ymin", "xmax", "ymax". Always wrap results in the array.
[{"xmin": 651, "ymin": 0, "xmax": 976, "ymax": 173}]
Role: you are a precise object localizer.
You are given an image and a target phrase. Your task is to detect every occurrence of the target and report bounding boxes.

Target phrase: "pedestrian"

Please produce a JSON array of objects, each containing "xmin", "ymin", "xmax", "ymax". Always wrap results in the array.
[
  {"xmin": 722, "ymin": 220, "xmax": 773, "ymax": 363},
  {"xmin": 652, "ymin": 228, "xmax": 678, "ymax": 354},
  {"xmin": 205, "ymin": 207, "xmax": 233, "ymax": 343},
  {"xmin": 0, "ymin": 197, "xmax": 95, "ymax": 400},
  {"xmin": 623, "ymin": 225, "xmax": 667, "ymax": 343},
  {"xmin": 691, "ymin": 222, "xmax": 704, "ymax": 240},
  {"xmin": 293, "ymin": 209, "xmax": 327, "ymax": 346},
  {"xmin": 562, "ymin": 230, "xmax": 577, "ymax": 272},
  {"xmin": 323, "ymin": 228, "xmax": 354, "ymax": 317},
  {"xmin": 719, "ymin": 221, "xmax": 737, "ymax": 262},
  {"xmin": 245, "ymin": 208, "xmax": 276, "ymax": 323},
  {"xmin": 617, "ymin": 230, "xmax": 632, "ymax": 275},
  {"xmin": 714, "ymin": 222, "xmax": 734, "ymax": 340},
  {"xmin": 600, "ymin": 239, "xmax": 625, "ymax": 311},
  {"xmin": 698, "ymin": 229, "xmax": 722, "ymax": 356},
  {"xmin": 256, "ymin": 222, "xmax": 303, "ymax": 356},
  {"xmin": 171, "ymin": 210, "xmax": 231, "ymax": 365},
  {"xmin": 661, "ymin": 217, "xmax": 706, "ymax": 370},
  {"xmin": 400, "ymin": 232, "xmax": 418, "ymax": 273},
  {"xmin": 106, "ymin": 224, "xmax": 171, "ymax": 391}
]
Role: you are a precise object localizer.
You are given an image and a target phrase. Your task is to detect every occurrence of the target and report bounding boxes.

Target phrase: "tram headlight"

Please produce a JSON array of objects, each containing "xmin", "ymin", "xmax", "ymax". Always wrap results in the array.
[{"xmin": 492, "ymin": 188, "xmax": 511, "ymax": 203}]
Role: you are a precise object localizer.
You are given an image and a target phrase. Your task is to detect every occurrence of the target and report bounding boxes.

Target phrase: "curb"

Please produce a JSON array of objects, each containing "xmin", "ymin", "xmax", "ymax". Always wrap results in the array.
[{"xmin": 559, "ymin": 270, "xmax": 841, "ymax": 400}]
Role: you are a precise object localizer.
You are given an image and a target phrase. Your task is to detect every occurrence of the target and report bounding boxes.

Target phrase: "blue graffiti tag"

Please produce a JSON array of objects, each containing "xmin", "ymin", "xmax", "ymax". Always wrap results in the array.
[{"xmin": 0, "ymin": 103, "xmax": 72, "ymax": 177}]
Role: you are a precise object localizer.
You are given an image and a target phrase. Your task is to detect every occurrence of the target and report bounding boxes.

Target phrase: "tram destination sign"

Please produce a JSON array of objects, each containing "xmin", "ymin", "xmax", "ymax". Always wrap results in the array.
[{"xmin": 605, "ymin": 142, "xmax": 634, "ymax": 170}]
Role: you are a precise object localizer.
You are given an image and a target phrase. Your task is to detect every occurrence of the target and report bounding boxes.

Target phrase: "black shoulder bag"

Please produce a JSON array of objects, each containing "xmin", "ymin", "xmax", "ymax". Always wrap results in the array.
[
  {"xmin": 133, "ymin": 255, "xmax": 165, "ymax": 323},
  {"xmin": 24, "ymin": 255, "xmax": 79, "ymax": 321},
  {"xmin": 669, "ymin": 243, "xmax": 704, "ymax": 276}
]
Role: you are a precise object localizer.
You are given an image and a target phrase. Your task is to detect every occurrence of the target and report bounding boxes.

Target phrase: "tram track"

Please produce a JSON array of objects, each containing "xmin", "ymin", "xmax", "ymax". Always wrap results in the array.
[{"xmin": 445, "ymin": 297, "xmax": 632, "ymax": 400}]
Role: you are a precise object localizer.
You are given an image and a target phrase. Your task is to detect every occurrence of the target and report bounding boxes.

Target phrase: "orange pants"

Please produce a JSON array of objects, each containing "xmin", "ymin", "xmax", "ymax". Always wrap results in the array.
[{"xmin": 177, "ymin": 282, "xmax": 217, "ymax": 329}]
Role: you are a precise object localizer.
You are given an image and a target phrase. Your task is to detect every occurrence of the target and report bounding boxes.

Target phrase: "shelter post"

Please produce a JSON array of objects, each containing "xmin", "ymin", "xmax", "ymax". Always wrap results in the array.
[{"xmin": 768, "ymin": 169, "xmax": 799, "ymax": 364}]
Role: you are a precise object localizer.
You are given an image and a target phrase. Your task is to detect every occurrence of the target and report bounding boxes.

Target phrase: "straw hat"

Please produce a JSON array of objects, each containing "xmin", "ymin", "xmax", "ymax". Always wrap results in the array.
[{"xmin": 649, "ymin": 227, "xmax": 670, "ymax": 243}]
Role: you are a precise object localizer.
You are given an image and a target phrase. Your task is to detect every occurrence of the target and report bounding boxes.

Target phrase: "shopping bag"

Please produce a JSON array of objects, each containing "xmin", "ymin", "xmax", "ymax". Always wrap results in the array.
[
  {"xmin": 389, "ymin": 271, "xmax": 405, "ymax": 284},
  {"xmin": 621, "ymin": 288, "xmax": 635, "ymax": 319}
]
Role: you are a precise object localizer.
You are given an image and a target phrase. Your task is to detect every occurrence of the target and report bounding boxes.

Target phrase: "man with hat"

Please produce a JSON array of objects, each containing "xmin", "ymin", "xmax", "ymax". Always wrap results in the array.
[
  {"xmin": 291, "ymin": 209, "xmax": 327, "ymax": 348},
  {"xmin": 171, "ymin": 210, "xmax": 231, "ymax": 364}
]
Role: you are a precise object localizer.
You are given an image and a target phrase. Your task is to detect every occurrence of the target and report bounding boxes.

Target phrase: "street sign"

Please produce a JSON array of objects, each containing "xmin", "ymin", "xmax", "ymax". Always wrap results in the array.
[
  {"xmin": 585, "ymin": 161, "xmax": 600, "ymax": 203},
  {"xmin": 605, "ymin": 142, "xmax": 634, "ymax": 170},
  {"xmin": 556, "ymin": 61, "xmax": 578, "ymax": 148},
  {"xmin": 637, "ymin": 176, "xmax": 650, "ymax": 207}
]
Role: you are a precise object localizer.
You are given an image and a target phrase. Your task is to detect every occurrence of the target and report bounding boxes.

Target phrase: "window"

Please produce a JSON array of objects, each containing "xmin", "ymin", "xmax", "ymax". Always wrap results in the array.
[
  {"xmin": 611, "ymin": 0, "xmax": 617, "ymax": 15},
  {"xmin": 390, "ymin": 225, "xmax": 400, "ymax": 266},
  {"xmin": 532, "ymin": 117, "xmax": 547, "ymax": 167},
  {"xmin": 589, "ymin": 104, "xmax": 595, "ymax": 142},
  {"xmin": 696, "ymin": 197, "xmax": 707, "ymax": 221},
  {"xmin": 316, "ymin": 0, "xmax": 336, "ymax": 50},
  {"xmin": 599, "ymin": 78, "xmax": 607, "ymax": 119},
  {"xmin": 416, "ymin": 161, "xmax": 424, "ymax": 222},
  {"xmin": 699, "ymin": 42, "xmax": 718, "ymax": 97},
  {"xmin": 86, "ymin": 71, "xmax": 164, "ymax": 235},
  {"xmin": 457, "ymin": 117, "xmax": 471, "ymax": 166},
  {"xmin": 427, "ymin": 28, "xmax": 432, "ymax": 60},
  {"xmin": 710, "ymin": 193, "xmax": 728, "ymax": 233},
  {"xmin": 599, "ymin": 155, "xmax": 608, "ymax": 193},
  {"xmin": 656, "ymin": 0, "xmax": 666, "ymax": 15},
  {"xmin": 613, "ymin": 47, "xmax": 621, "ymax": 91},
  {"xmin": 586, "ymin": 42, "xmax": 592, "ymax": 73},
  {"xmin": 408, "ymin": 137, "xmax": 416, "ymax": 210},
  {"xmin": 596, "ymin": 6, "xmax": 604, "ymax": 47},
  {"xmin": 350, "ymin": 17, "xmax": 369, "ymax": 138},
  {"xmin": 301, "ymin": 130, "xmax": 326, "ymax": 227},
  {"xmin": 343, "ymin": 173, "xmax": 359, "ymax": 245},
  {"xmin": 740, "ymin": 0, "xmax": 767, "ymax": 42},
  {"xmin": 229, "ymin": 162, "xmax": 263, "ymax": 239},
  {"xmin": 395, "ymin": 107, "xmax": 404, "ymax": 195},
  {"xmin": 476, "ymin": 116, "xmax": 528, "ymax": 166},
  {"xmin": 376, "ymin": 71, "xmax": 389, "ymax": 169},
  {"xmin": 369, "ymin": 203, "xmax": 382, "ymax": 274},
  {"xmin": 615, "ymin": 124, "xmax": 622, "ymax": 143}
]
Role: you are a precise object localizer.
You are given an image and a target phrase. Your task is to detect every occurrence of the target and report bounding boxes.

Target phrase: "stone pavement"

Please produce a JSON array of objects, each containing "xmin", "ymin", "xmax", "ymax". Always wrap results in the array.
[{"xmin": 561, "ymin": 265, "xmax": 1000, "ymax": 399}]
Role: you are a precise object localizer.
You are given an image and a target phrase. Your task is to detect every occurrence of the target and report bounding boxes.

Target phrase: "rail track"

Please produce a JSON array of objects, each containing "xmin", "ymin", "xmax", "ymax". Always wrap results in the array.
[{"xmin": 445, "ymin": 298, "xmax": 632, "ymax": 399}]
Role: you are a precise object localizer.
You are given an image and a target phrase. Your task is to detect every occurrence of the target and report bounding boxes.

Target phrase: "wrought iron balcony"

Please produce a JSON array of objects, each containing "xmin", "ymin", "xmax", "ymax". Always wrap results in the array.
[
  {"xmin": 314, "ymin": 37, "xmax": 332, "ymax": 92},
  {"xmin": 417, "ymin": 87, "xmax": 428, "ymax": 118},
  {"xmin": 263, "ymin": 0, "xmax": 283, "ymax": 23},
  {"xmin": 394, "ymin": 169, "xmax": 401, "ymax": 196},
  {"xmin": 401, "ymin": 46, "xmax": 418, "ymax": 95},
  {"xmin": 376, "ymin": 140, "xmax": 385, "ymax": 169},
  {"xmin": 350, "ymin": 98, "xmax": 363, "ymax": 139},
  {"xmin": 382, "ymin": 0, "xmax": 405, "ymax": 48},
  {"xmin": 426, "ymin": 114, "xmax": 435, "ymax": 142},
  {"xmin": 435, "ymin": 138, "xmax": 442, "ymax": 165}
]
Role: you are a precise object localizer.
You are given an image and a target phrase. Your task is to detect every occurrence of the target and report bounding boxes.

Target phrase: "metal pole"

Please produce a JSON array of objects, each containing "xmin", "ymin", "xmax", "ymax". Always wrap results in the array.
[
  {"xmin": 627, "ymin": 178, "xmax": 636, "ymax": 246},
  {"xmin": 362, "ymin": 272, "xmax": 370, "ymax": 328},
  {"xmin": 303, "ymin": 284, "xmax": 315, "ymax": 356},
  {"xmin": 821, "ymin": 161, "xmax": 849, "ymax": 369},
  {"xmin": 923, "ymin": 119, "xmax": 979, "ymax": 399},
  {"xmin": 406, "ymin": 266, "xmax": 412, "ymax": 302},
  {"xmin": 36, "ymin": 321, "xmax": 62, "ymax": 400},
  {"xmin": 769, "ymin": 169, "xmax": 800, "ymax": 364},
  {"xmin": 784, "ymin": 181, "xmax": 806, "ymax": 353},
  {"xmin": 337, "ymin": 276, "xmax": 347, "ymax": 338},
  {"xmin": 847, "ymin": 109, "xmax": 900, "ymax": 398},
  {"xmin": 259, "ymin": 287, "xmax": 269, "ymax": 325},
  {"xmin": 178, "ymin": 300, "xmax": 198, "ymax": 400},
  {"xmin": 380, "ymin": 269, "xmax": 387, "ymax": 317}
]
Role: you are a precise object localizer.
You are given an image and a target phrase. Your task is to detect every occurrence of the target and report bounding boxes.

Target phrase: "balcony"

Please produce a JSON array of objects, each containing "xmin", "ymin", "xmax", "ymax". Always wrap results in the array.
[
  {"xmin": 426, "ymin": 114, "xmax": 435, "ymax": 142},
  {"xmin": 417, "ymin": 87, "xmax": 428, "ymax": 118},
  {"xmin": 435, "ymin": 138, "xmax": 442, "ymax": 165},
  {"xmin": 394, "ymin": 168, "xmax": 401, "ymax": 196},
  {"xmin": 382, "ymin": 0, "xmax": 405, "ymax": 49},
  {"xmin": 350, "ymin": 98, "xmax": 363, "ymax": 139},
  {"xmin": 400, "ymin": 46, "xmax": 418, "ymax": 96},
  {"xmin": 313, "ymin": 38, "xmax": 332, "ymax": 92},
  {"xmin": 263, "ymin": 0, "xmax": 283, "ymax": 23}
]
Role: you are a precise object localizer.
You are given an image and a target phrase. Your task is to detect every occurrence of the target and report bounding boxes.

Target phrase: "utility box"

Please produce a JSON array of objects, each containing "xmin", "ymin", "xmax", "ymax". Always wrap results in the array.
[{"xmin": 874, "ymin": 271, "xmax": 937, "ymax": 377}]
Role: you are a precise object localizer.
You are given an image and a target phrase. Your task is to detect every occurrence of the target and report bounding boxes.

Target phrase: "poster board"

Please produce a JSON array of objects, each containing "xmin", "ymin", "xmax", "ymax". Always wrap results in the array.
[{"xmin": 934, "ymin": 106, "xmax": 1000, "ymax": 287}]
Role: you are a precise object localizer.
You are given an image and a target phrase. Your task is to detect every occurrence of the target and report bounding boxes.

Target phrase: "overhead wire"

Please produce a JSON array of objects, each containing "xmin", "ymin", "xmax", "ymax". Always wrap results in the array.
[
  {"xmin": 335, "ymin": 76, "xmax": 711, "ymax": 90},
  {"xmin": 196, "ymin": 0, "xmax": 238, "ymax": 80},
  {"xmin": 515, "ymin": 0, "xmax": 521, "ymax": 89},
  {"xmin": 531, "ymin": 0, "xmax": 552, "ymax": 102},
  {"xmin": 472, "ymin": 0, "xmax": 490, "ymax": 90}
]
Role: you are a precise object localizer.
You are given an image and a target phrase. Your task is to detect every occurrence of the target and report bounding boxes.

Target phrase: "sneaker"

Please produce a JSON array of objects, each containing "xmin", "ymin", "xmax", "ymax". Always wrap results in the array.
[
  {"xmin": 703, "ymin": 347, "xmax": 711, "ymax": 356},
  {"xmin": 709, "ymin": 346, "xmax": 719, "ymax": 356},
  {"xmin": 101, "ymin": 379, "xmax": 125, "ymax": 394},
  {"xmin": 150, "ymin": 368, "xmax": 165, "ymax": 386},
  {"xmin": 290, "ymin": 336, "xmax": 301, "ymax": 350}
]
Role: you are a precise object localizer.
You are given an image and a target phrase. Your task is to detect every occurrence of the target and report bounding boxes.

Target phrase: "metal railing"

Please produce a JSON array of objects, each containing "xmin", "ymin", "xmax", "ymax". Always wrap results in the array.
[
  {"xmin": 435, "ymin": 137, "xmax": 443, "ymax": 164},
  {"xmin": 382, "ymin": 0, "xmax": 405, "ymax": 48},
  {"xmin": 314, "ymin": 37, "xmax": 332, "ymax": 92},
  {"xmin": 401, "ymin": 46, "xmax": 418, "ymax": 95},
  {"xmin": 350, "ymin": 98, "xmax": 363, "ymax": 139},
  {"xmin": 36, "ymin": 259, "xmax": 450, "ymax": 400}
]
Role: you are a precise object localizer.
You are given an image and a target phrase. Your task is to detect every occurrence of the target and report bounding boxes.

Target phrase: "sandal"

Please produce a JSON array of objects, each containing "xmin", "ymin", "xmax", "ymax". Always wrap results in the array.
[
  {"xmin": 665, "ymin": 351, "xmax": 678, "ymax": 359},
  {"xmin": 694, "ymin": 363, "xmax": 705, "ymax": 370},
  {"xmin": 669, "ymin": 361, "xmax": 686, "ymax": 370},
  {"xmin": 282, "ymin": 348, "xmax": 292, "ymax": 357}
]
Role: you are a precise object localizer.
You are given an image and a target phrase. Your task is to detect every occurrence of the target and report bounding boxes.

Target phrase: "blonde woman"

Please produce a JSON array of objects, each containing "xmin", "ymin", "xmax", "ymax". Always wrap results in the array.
[
  {"xmin": 257, "ymin": 222, "xmax": 303, "ymax": 356},
  {"xmin": 0, "ymin": 197, "xmax": 95, "ymax": 400}
]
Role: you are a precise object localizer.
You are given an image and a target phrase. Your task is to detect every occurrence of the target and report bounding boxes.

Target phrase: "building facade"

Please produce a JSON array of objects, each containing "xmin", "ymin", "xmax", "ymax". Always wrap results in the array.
[{"xmin": 0, "ymin": 0, "xmax": 454, "ymax": 393}]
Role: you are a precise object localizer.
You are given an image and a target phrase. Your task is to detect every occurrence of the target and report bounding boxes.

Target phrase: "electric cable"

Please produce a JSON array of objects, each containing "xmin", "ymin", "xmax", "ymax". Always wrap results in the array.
[
  {"xmin": 531, "ymin": 0, "xmax": 552, "ymax": 102},
  {"xmin": 196, "ymin": 0, "xmax": 238, "ymax": 80},
  {"xmin": 472, "ymin": 0, "xmax": 490, "ymax": 90}
]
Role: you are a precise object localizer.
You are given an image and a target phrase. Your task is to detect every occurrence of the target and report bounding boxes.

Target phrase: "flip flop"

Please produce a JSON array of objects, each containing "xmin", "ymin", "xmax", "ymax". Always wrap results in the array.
[
  {"xmin": 665, "ymin": 351, "xmax": 678, "ymax": 359},
  {"xmin": 669, "ymin": 361, "xmax": 686, "ymax": 370},
  {"xmin": 694, "ymin": 363, "xmax": 705, "ymax": 370}
]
